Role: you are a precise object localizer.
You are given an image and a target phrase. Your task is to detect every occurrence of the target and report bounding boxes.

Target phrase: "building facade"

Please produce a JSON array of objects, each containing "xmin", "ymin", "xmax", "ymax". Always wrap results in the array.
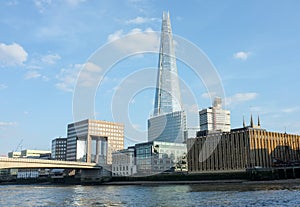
[
  {"xmin": 21, "ymin": 150, "xmax": 51, "ymax": 159},
  {"xmin": 148, "ymin": 11, "xmax": 186, "ymax": 143},
  {"xmin": 148, "ymin": 111, "xmax": 187, "ymax": 143},
  {"xmin": 112, "ymin": 147, "xmax": 136, "ymax": 177},
  {"xmin": 199, "ymin": 97, "xmax": 231, "ymax": 132},
  {"xmin": 66, "ymin": 119, "xmax": 124, "ymax": 164},
  {"xmin": 135, "ymin": 141, "xmax": 187, "ymax": 175},
  {"xmin": 51, "ymin": 137, "xmax": 67, "ymax": 160},
  {"xmin": 8, "ymin": 150, "xmax": 51, "ymax": 159},
  {"xmin": 187, "ymin": 127, "xmax": 300, "ymax": 173},
  {"xmin": 7, "ymin": 151, "xmax": 21, "ymax": 158}
]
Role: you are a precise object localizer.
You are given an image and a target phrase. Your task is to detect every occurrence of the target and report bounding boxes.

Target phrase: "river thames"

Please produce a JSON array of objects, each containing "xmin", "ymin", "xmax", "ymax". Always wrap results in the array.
[{"xmin": 1, "ymin": 181, "xmax": 300, "ymax": 206}]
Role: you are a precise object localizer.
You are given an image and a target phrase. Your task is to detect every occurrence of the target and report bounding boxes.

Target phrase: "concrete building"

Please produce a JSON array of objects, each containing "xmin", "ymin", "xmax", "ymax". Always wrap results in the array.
[
  {"xmin": 135, "ymin": 141, "xmax": 187, "ymax": 175},
  {"xmin": 8, "ymin": 150, "xmax": 51, "ymax": 159},
  {"xmin": 20, "ymin": 150, "xmax": 51, "ymax": 159},
  {"xmin": 66, "ymin": 119, "xmax": 124, "ymax": 164},
  {"xmin": 199, "ymin": 97, "xmax": 231, "ymax": 133},
  {"xmin": 112, "ymin": 147, "xmax": 136, "ymax": 177},
  {"xmin": 51, "ymin": 137, "xmax": 67, "ymax": 160},
  {"xmin": 187, "ymin": 121, "xmax": 300, "ymax": 173},
  {"xmin": 148, "ymin": 11, "xmax": 187, "ymax": 143},
  {"xmin": 7, "ymin": 151, "xmax": 21, "ymax": 158}
]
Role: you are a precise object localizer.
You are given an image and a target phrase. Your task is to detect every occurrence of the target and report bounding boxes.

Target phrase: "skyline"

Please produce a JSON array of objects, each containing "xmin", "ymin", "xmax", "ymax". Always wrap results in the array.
[{"xmin": 1, "ymin": 0, "xmax": 300, "ymax": 155}]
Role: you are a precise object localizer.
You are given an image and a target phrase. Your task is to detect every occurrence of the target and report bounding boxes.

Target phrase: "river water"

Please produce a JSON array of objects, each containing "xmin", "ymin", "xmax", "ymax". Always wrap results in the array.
[{"xmin": 0, "ymin": 181, "xmax": 300, "ymax": 207}]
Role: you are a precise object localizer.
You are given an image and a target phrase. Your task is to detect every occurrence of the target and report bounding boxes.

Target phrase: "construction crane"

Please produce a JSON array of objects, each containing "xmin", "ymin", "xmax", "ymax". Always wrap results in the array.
[{"xmin": 14, "ymin": 139, "xmax": 23, "ymax": 152}]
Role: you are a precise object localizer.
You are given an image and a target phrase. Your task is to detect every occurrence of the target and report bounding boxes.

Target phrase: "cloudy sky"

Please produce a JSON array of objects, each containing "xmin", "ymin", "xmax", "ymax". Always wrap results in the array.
[{"xmin": 1, "ymin": 0, "xmax": 300, "ymax": 155}]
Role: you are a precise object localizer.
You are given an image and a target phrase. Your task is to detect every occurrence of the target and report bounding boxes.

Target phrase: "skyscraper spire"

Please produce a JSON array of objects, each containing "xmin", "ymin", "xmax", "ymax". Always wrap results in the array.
[
  {"xmin": 258, "ymin": 115, "xmax": 261, "ymax": 127},
  {"xmin": 148, "ymin": 12, "xmax": 186, "ymax": 143},
  {"xmin": 153, "ymin": 11, "xmax": 182, "ymax": 116},
  {"xmin": 243, "ymin": 116, "xmax": 246, "ymax": 128},
  {"xmin": 250, "ymin": 114, "xmax": 254, "ymax": 128}
]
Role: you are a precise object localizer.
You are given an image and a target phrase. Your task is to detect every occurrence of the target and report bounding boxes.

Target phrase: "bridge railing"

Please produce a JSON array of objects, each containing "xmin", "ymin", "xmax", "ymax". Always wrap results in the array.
[{"xmin": 0, "ymin": 157, "xmax": 98, "ymax": 167}]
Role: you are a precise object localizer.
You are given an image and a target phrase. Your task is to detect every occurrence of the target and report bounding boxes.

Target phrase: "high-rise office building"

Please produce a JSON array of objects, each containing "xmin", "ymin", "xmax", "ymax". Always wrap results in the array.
[
  {"xmin": 199, "ymin": 97, "xmax": 231, "ymax": 133},
  {"xmin": 66, "ymin": 119, "xmax": 124, "ymax": 164},
  {"xmin": 51, "ymin": 137, "xmax": 67, "ymax": 160},
  {"xmin": 148, "ymin": 11, "xmax": 186, "ymax": 143}
]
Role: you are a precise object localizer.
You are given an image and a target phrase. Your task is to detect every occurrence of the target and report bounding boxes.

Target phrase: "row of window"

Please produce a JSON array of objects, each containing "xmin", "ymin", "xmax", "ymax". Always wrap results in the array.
[{"xmin": 113, "ymin": 166, "xmax": 130, "ymax": 171}]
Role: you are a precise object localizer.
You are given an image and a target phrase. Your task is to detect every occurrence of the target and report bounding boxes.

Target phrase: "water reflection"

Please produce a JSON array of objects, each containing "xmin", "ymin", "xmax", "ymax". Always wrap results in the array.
[
  {"xmin": 1, "ymin": 182, "xmax": 300, "ymax": 207},
  {"xmin": 188, "ymin": 182, "xmax": 300, "ymax": 192}
]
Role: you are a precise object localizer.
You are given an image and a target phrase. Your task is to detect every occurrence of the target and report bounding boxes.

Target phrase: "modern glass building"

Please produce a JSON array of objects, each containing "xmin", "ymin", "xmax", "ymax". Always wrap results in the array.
[
  {"xmin": 135, "ymin": 141, "xmax": 187, "ymax": 175},
  {"xmin": 148, "ymin": 111, "xmax": 186, "ymax": 143},
  {"xmin": 148, "ymin": 11, "xmax": 186, "ymax": 143}
]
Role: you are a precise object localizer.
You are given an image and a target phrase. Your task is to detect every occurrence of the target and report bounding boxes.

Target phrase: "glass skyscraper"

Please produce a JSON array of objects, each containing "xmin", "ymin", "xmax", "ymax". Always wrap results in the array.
[{"xmin": 148, "ymin": 12, "xmax": 187, "ymax": 143}]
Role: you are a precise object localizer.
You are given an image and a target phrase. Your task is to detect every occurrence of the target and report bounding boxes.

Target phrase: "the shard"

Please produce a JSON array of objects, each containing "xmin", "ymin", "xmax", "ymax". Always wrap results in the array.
[{"xmin": 148, "ymin": 11, "xmax": 186, "ymax": 143}]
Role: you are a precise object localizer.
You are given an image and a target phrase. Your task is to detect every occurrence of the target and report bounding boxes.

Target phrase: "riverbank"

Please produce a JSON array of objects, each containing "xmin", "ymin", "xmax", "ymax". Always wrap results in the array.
[
  {"xmin": 2, "ymin": 166, "xmax": 300, "ymax": 185},
  {"xmin": 104, "ymin": 178, "xmax": 300, "ymax": 186}
]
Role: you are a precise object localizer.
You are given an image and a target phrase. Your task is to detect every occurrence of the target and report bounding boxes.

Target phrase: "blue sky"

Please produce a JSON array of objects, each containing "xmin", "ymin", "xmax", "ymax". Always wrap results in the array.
[{"xmin": 1, "ymin": 0, "xmax": 300, "ymax": 155}]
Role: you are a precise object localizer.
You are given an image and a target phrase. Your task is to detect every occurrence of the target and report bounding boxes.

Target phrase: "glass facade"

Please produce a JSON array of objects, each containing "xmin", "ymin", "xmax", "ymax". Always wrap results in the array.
[
  {"xmin": 135, "ymin": 141, "xmax": 187, "ymax": 175},
  {"xmin": 153, "ymin": 11, "xmax": 182, "ymax": 116},
  {"xmin": 149, "ymin": 12, "xmax": 186, "ymax": 143},
  {"xmin": 148, "ymin": 111, "xmax": 186, "ymax": 143}
]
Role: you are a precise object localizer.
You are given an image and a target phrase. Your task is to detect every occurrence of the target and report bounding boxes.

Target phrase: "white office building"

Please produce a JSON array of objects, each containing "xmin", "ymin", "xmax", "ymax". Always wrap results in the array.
[
  {"xmin": 199, "ymin": 97, "xmax": 231, "ymax": 132},
  {"xmin": 112, "ymin": 148, "xmax": 136, "ymax": 177}
]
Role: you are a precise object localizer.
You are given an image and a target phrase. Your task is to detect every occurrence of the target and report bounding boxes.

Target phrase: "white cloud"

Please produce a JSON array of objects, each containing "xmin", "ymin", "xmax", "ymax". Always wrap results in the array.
[
  {"xmin": 41, "ymin": 53, "xmax": 61, "ymax": 65},
  {"xmin": 27, "ymin": 52, "xmax": 61, "ymax": 69},
  {"xmin": 226, "ymin": 92, "xmax": 258, "ymax": 106},
  {"xmin": 6, "ymin": 0, "xmax": 18, "ymax": 6},
  {"xmin": 36, "ymin": 26, "xmax": 66, "ymax": 39},
  {"xmin": 0, "ymin": 84, "xmax": 8, "ymax": 90},
  {"xmin": 0, "ymin": 121, "xmax": 17, "ymax": 128},
  {"xmin": 77, "ymin": 62, "xmax": 103, "ymax": 87},
  {"xmin": 107, "ymin": 28, "xmax": 160, "ymax": 53},
  {"xmin": 282, "ymin": 106, "xmax": 299, "ymax": 113},
  {"xmin": 24, "ymin": 71, "xmax": 42, "ymax": 80},
  {"xmin": 233, "ymin": 51, "xmax": 251, "ymax": 60},
  {"xmin": 56, "ymin": 62, "xmax": 104, "ymax": 92},
  {"xmin": 0, "ymin": 42, "xmax": 28, "ymax": 66},
  {"xmin": 126, "ymin": 16, "xmax": 158, "ymax": 24},
  {"xmin": 107, "ymin": 30, "xmax": 123, "ymax": 42},
  {"xmin": 201, "ymin": 92, "xmax": 217, "ymax": 99},
  {"xmin": 34, "ymin": 0, "xmax": 52, "ymax": 13},
  {"xmin": 66, "ymin": 0, "xmax": 86, "ymax": 6},
  {"xmin": 55, "ymin": 64, "xmax": 82, "ymax": 92}
]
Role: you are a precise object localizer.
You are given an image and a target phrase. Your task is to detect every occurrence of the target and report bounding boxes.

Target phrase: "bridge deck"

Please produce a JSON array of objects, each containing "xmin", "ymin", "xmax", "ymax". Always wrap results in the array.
[{"xmin": 0, "ymin": 157, "xmax": 100, "ymax": 169}]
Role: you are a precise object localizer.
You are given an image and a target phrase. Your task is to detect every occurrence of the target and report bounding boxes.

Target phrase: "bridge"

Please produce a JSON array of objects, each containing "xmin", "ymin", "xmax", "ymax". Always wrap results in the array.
[{"xmin": 0, "ymin": 157, "xmax": 100, "ymax": 169}]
